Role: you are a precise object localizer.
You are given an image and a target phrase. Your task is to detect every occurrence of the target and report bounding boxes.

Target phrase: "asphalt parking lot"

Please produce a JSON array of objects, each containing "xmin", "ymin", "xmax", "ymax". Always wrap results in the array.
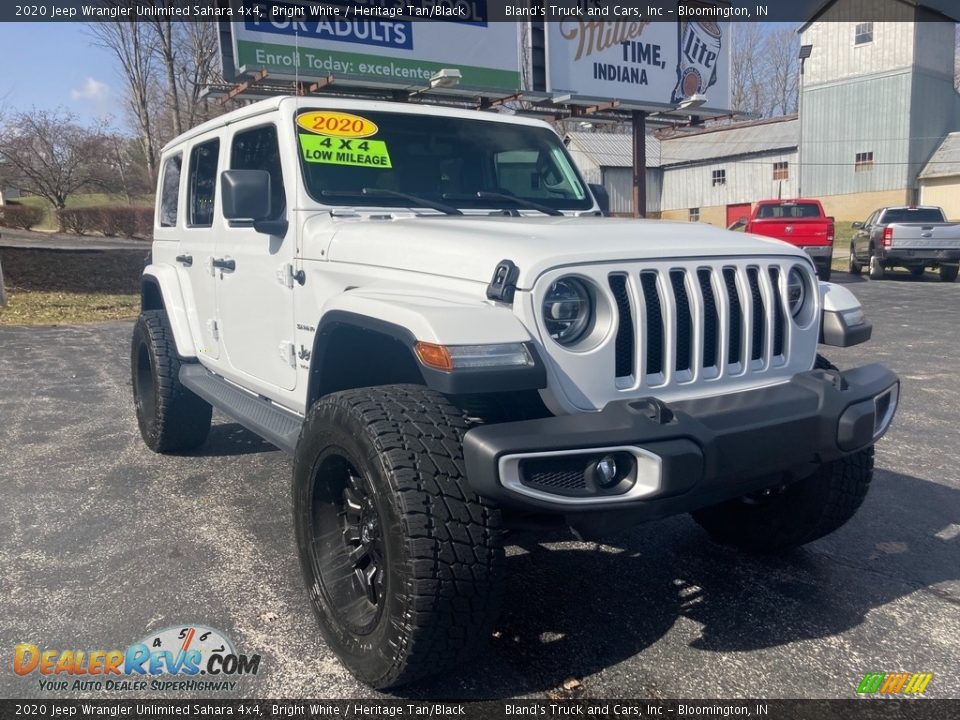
[{"xmin": 1, "ymin": 270, "xmax": 958, "ymax": 700}]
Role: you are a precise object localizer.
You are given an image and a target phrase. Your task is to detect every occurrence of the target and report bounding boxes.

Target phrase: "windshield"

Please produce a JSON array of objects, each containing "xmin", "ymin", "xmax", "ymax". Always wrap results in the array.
[
  {"xmin": 296, "ymin": 109, "xmax": 592, "ymax": 212},
  {"xmin": 881, "ymin": 208, "xmax": 946, "ymax": 224}
]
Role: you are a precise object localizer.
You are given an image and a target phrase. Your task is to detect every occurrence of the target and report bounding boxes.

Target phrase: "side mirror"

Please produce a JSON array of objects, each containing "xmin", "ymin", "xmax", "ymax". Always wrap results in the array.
[
  {"xmin": 221, "ymin": 169, "xmax": 287, "ymax": 236},
  {"xmin": 588, "ymin": 183, "xmax": 610, "ymax": 216},
  {"xmin": 738, "ymin": 216, "xmax": 748, "ymax": 225},
  {"xmin": 851, "ymin": 221, "xmax": 863, "ymax": 229}
]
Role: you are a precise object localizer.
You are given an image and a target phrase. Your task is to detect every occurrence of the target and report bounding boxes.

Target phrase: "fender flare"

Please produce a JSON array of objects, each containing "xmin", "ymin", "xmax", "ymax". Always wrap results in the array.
[
  {"xmin": 305, "ymin": 303, "xmax": 546, "ymax": 409},
  {"xmin": 141, "ymin": 264, "xmax": 197, "ymax": 358},
  {"xmin": 819, "ymin": 281, "xmax": 872, "ymax": 347}
]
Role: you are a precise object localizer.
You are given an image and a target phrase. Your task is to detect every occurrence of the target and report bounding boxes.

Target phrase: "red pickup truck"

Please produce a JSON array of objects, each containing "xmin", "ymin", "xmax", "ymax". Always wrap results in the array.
[{"xmin": 743, "ymin": 199, "xmax": 835, "ymax": 280}]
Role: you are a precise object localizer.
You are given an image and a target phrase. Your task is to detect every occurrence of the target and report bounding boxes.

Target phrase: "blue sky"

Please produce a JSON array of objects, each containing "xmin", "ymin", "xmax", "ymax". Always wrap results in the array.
[{"xmin": 0, "ymin": 23, "xmax": 122, "ymax": 127}]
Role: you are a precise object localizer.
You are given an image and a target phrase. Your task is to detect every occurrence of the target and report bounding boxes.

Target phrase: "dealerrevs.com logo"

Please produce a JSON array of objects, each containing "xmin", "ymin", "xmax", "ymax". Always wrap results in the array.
[{"xmin": 14, "ymin": 625, "xmax": 260, "ymax": 693}]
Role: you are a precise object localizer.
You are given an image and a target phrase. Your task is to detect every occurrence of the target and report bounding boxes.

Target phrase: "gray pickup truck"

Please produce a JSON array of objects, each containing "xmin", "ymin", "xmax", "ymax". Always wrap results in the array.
[{"xmin": 849, "ymin": 205, "xmax": 960, "ymax": 281}]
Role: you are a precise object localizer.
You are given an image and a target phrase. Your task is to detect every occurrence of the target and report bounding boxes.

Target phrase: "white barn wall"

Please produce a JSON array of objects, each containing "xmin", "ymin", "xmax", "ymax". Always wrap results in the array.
[{"xmin": 660, "ymin": 151, "xmax": 798, "ymax": 212}]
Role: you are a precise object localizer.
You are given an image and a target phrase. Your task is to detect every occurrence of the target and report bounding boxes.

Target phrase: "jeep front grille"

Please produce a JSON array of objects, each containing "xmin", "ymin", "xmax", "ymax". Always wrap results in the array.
[{"xmin": 608, "ymin": 262, "xmax": 794, "ymax": 387}]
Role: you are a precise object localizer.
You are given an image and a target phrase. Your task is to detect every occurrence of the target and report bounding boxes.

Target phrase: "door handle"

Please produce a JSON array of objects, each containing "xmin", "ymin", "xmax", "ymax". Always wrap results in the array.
[
  {"xmin": 175, "ymin": 254, "xmax": 193, "ymax": 267},
  {"xmin": 212, "ymin": 258, "xmax": 236, "ymax": 271}
]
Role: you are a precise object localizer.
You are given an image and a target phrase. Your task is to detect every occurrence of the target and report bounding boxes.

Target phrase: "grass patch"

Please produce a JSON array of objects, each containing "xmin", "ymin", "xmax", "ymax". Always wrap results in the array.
[
  {"xmin": 831, "ymin": 221, "xmax": 856, "ymax": 272},
  {"xmin": 16, "ymin": 193, "xmax": 154, "ymax": 232},
  {"xmin": 0, "ymin": 291, "xmax": 138, "ymax": 325},
  {"xmin": 0, "ymin": 246, "xmax": 143, "ymax": 325}
]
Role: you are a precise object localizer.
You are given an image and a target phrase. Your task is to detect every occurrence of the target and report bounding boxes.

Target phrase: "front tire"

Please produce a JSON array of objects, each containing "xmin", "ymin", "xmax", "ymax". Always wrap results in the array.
[
  {"xmin": 848, "ymin": 246, "xmax": 862, "ymax": 275},
  {"xmin": 131, "ymin": 309, "xmax": 212, "ymax": 452},
  {"xmin": 690, "ymin": 447, "xmax": 874, "ymax": 553},
  {"xmin": 940, "ymin": 264, "xmax": 959, "ymax": 283},
  {"xmin": 293, "ymin": 384, "xmax": 504, "ymax": 689}
]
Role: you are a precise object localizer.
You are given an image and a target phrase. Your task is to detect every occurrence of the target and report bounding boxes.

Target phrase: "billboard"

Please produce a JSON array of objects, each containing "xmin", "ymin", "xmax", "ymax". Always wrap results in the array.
[
  {"xmin": 545, "ymin": 15, "xmax": 732, "ymax": 113},
  {"xmin": 227, "ymin": 1, "xmax": 522, "ymax": 93}
]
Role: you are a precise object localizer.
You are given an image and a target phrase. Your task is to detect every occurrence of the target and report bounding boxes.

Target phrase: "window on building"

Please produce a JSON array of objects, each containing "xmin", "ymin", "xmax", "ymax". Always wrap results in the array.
[
  {"xmin": 854, "ymin": 22, "xmax": 873, "ymax": 45},
  {"xmin": 158, "ymin": 153, "xmax": 182, "ymax": 228},
  {"xmin": 230, "ymin": 125, "xmax": 286, "ymax": 220},
  {"xmin": 188, "ymin": 139, "xmax": 220, "ymax": 227},
  {"xmin": 855, "ymin": 151, "xmax": 874, "ymax": 172},
  {"xmin": 711, "ymin": 169, "xmax": 726, "ymax": 187},
  {"xmin": 689, "ymin": 208, "xmax": 700, "ymax": 222},
  {"xmin": 773, "ymin": 161, "xmax": 789, "ymax": 181}
]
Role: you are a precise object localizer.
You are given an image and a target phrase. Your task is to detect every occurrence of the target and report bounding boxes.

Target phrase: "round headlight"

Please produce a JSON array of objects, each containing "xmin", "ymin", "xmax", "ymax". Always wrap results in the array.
[
  {"xmin": 543, "ymin": 277, "xmax": 592, "ymax": 345},
  {"xmin": 787, "ymin": 267, "xmax": 806, "ymax": 317}
]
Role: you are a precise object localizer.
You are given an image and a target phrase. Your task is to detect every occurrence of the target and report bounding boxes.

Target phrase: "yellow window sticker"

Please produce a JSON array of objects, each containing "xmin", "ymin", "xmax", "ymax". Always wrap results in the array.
[
  {"xmin": 297, "ymin": 111, "xmax": 378, "ymax": 138},
  {"xmin": 299, "ymin": 134, "xmax": 392, "ymax": 169}
]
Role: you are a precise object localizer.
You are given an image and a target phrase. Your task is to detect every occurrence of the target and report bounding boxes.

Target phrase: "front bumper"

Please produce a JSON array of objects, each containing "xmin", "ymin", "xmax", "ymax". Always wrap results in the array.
[{"xmin": 462, "ymin": 364, "xmax": 898, "ymax": 521}]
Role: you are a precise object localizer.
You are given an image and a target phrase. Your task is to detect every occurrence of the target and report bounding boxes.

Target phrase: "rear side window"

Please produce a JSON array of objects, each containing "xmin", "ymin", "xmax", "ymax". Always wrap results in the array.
[
  {"xmin": 188, "ymin": 139, "xmax": 220, "ymax": 227},
  {"xmin": 230, "ymin": 125, "xmax": 286, "ymax": 220},
  {"xmin": 158, "ymin": 154, "xmax": 182, "ymax": 227}
]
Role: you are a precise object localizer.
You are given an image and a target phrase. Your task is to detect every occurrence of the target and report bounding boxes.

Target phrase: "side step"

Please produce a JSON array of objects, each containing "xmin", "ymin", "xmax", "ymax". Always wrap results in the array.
[{"xmin": 179, "ymin": 364, "xmax": 302, "ymax": 455}]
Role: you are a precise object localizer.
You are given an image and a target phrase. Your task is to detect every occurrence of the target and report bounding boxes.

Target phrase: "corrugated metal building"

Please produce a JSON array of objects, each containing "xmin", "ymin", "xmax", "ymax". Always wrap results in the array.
[
  {"xmin": 918, "ymin": 132, "xmax": 960, "ymax": 219},
  {"xmin": 564, "ymin": 132, "xmax": 662, "ymax": 215}
]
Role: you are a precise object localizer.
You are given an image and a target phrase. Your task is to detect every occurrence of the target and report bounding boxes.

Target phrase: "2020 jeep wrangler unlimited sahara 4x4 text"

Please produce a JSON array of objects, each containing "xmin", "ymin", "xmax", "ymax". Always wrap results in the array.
[{"xmin": 132, "ymin": 97, "xmax": 899, "ymax": 689}]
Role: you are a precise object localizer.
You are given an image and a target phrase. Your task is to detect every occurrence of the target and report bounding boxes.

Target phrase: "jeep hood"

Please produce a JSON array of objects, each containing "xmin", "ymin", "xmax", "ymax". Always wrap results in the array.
[{"xmin": 323, "ymin": 215, "xmax": 807, "ymax": 289}]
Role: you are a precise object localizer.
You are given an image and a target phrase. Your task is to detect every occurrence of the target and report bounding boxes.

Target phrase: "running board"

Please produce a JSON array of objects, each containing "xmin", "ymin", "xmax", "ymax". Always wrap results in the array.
[{"xmin": 179, "ymin": 364, "xmax": 302, "ymax": 455}]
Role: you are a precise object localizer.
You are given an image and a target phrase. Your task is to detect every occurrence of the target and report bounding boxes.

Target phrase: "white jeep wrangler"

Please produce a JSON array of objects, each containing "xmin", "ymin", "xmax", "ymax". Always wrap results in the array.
[{"xmin": 132, "ymin": 96, "xmax": 899, "ymax": 689}]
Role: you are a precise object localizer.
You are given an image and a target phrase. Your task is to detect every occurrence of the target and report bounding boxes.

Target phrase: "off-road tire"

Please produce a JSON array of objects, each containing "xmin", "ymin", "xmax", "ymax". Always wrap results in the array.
[
  {"xmin": 293, "ymin": 384, "xmax": 504, "ymax": 689},
  {"xmin": 691, "ymin": 447, "xmax": 874, "ymax": 553},
  {"xmin": 848, "ymin": 246, "xmax": 862, "ymax": 275},
  {"xmin": 868, "ymin": 251, "xmax": 885, "ymax": 280},
  {"xmin": 131, "ymin": 309, "xmax": 212, "ymax": 452},
  {"xmin": 940, "ymin": 264, "xmax": 959, "ymax": 283}
]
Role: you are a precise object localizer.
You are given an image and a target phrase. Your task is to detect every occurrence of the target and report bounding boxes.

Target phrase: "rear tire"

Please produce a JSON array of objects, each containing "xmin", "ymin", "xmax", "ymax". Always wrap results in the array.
[
  {"xmin": 293, "ymin": 384, "xmax": 504, "ymax": 689},
  {"xmin": 818, "ymin": 264, "xmax": 832, "ymax": 282},
  {"xmin": 848, "ymin": 246, "xmax": 862, "ymax": 275},
  {"xmin": 691, "ymin": 447, "xmax": 874, "ymax": 553},
  {"xmin": 940, "ymin": 264, "xmax": 959, "ymax": 283},
  {"xmin": 868, "ymin": 252, "xmax": 885, "ymax": 280},
  {"xmin": 910, "ymin": 266, "xmax": 926, "ymax": 278},
  {"xmin": 131, "ymin": 310, "xmax": 212, "ymax": 453}
]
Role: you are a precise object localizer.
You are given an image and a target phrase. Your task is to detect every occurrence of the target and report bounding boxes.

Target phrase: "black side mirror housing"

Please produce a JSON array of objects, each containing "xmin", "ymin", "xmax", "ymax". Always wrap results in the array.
[
  {"xmin": 851, "ymin": 221, "xmax": 863, "ymax": 229},
  {"xmin": 221, "ymin": 169, "xmax": 287, "ymax": 236},
  {"xmin": 588, "ymin": 183, "xmax": 610, "ymax": 216}
]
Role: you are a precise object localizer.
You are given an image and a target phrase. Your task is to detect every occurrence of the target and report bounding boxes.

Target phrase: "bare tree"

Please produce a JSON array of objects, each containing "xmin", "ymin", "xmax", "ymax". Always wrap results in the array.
[
  {"xmin": 176, "ymin": 22, "xmax": 223, "ymax": 128},
  {"xmin": 764, "ymin": 26, "xmax": 800, "ymax": 116},
  {"xmin": 0, "ymin": 108, "xmax": 115, "ymax": 209},
  {"xmin": 149, "ymin": 12, "xmax": 183, "ymax": 136},
  {"xmin": 88, "ymin": 17, "xmax": 160, "ymax": 176},
  {"xmin": 730, "ymin": 24, "xmax": 766, "ymax": 116}
]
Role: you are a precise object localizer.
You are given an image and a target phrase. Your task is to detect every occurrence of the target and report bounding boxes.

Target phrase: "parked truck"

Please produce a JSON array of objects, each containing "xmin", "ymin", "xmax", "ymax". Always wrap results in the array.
[
  {"xmin": 743, "ymin": 199, "xmax": 835, "ymax": 281},
  {"xmin": 132, "ymin": 97, "xmax": 898, "ymax": 688},
  {"xmin": 849, "ymin": 205, "xmax": 960, "ymax": 281}
]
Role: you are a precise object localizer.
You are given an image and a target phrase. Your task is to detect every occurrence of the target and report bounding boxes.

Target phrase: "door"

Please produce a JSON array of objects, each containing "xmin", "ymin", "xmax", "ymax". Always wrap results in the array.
[
  {"xmin": 180, "ymin": 139, "xmax": 222, "ymax": 360},
  {"xmin": 726, "ymin": 203, "xmax": 752, "ymax": 229},
  {"xmin": 214, "ymin": 122, "xmax": 297, "ymax": 392},
  {"xmin": 854, "ymin": 211, "xmax": 875, "ymax": 259}
]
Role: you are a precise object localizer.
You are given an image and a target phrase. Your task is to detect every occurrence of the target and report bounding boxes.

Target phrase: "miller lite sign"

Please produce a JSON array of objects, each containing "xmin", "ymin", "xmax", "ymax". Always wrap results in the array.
[{"xmin": 544, "ymin": 2, "xmax": 731, "ymax": 113}]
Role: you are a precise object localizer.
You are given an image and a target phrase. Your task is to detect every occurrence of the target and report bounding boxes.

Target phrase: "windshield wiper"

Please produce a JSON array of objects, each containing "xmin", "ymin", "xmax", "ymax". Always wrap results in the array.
[
  {"xmin": 322, "ymin": 188, "xmax": 462, "ymax": 216},
  {"xmin": 443, "ymin": 191, "xmax": 564, "ymax": 217}
]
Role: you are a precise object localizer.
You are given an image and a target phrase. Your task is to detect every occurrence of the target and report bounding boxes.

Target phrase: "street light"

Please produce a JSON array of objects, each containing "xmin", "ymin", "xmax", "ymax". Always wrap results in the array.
[{"xmin": 676, "ymin": 93, "xmax": 708, "ymax": 112}]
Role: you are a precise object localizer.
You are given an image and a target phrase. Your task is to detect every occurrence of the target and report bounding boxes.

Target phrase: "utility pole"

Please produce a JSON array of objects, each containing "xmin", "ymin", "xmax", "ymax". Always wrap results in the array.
[
  {"xmin": 0, "ymin": 240, "xmax": 7, "ymax": 308},
  {"xmin": 632, "ymin": 110, "xmax": 647, "ymax": 218}
]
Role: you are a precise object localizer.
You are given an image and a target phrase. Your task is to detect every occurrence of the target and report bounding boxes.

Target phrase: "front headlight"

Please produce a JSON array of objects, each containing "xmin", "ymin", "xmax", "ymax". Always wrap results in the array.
[
  {"xmin": 543, "ymin": 277, "xmax": 592, "ymax": 345},
  {"xmin": 787, "ymin": 267, "xmax": 806, "ymax": 317}
]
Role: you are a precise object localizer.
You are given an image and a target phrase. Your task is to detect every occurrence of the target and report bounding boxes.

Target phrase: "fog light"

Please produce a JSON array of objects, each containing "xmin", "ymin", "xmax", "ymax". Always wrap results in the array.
[{"xmin": 595, "ymin": 455, "xmax": 619, "ymax": 488}]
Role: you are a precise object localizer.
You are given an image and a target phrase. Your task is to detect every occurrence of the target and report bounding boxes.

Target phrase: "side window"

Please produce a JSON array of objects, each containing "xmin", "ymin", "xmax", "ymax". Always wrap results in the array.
[
  {"xmin": 188, "ymin": 139, "xmax": 220, "ymax": 227},
  {"xmin": 158, "ymin": 154, "xmax": 182, "ymax": 228},
  {"xmin": 230, "ymin": 125, "xmax": 286, "ymax": 220}
]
